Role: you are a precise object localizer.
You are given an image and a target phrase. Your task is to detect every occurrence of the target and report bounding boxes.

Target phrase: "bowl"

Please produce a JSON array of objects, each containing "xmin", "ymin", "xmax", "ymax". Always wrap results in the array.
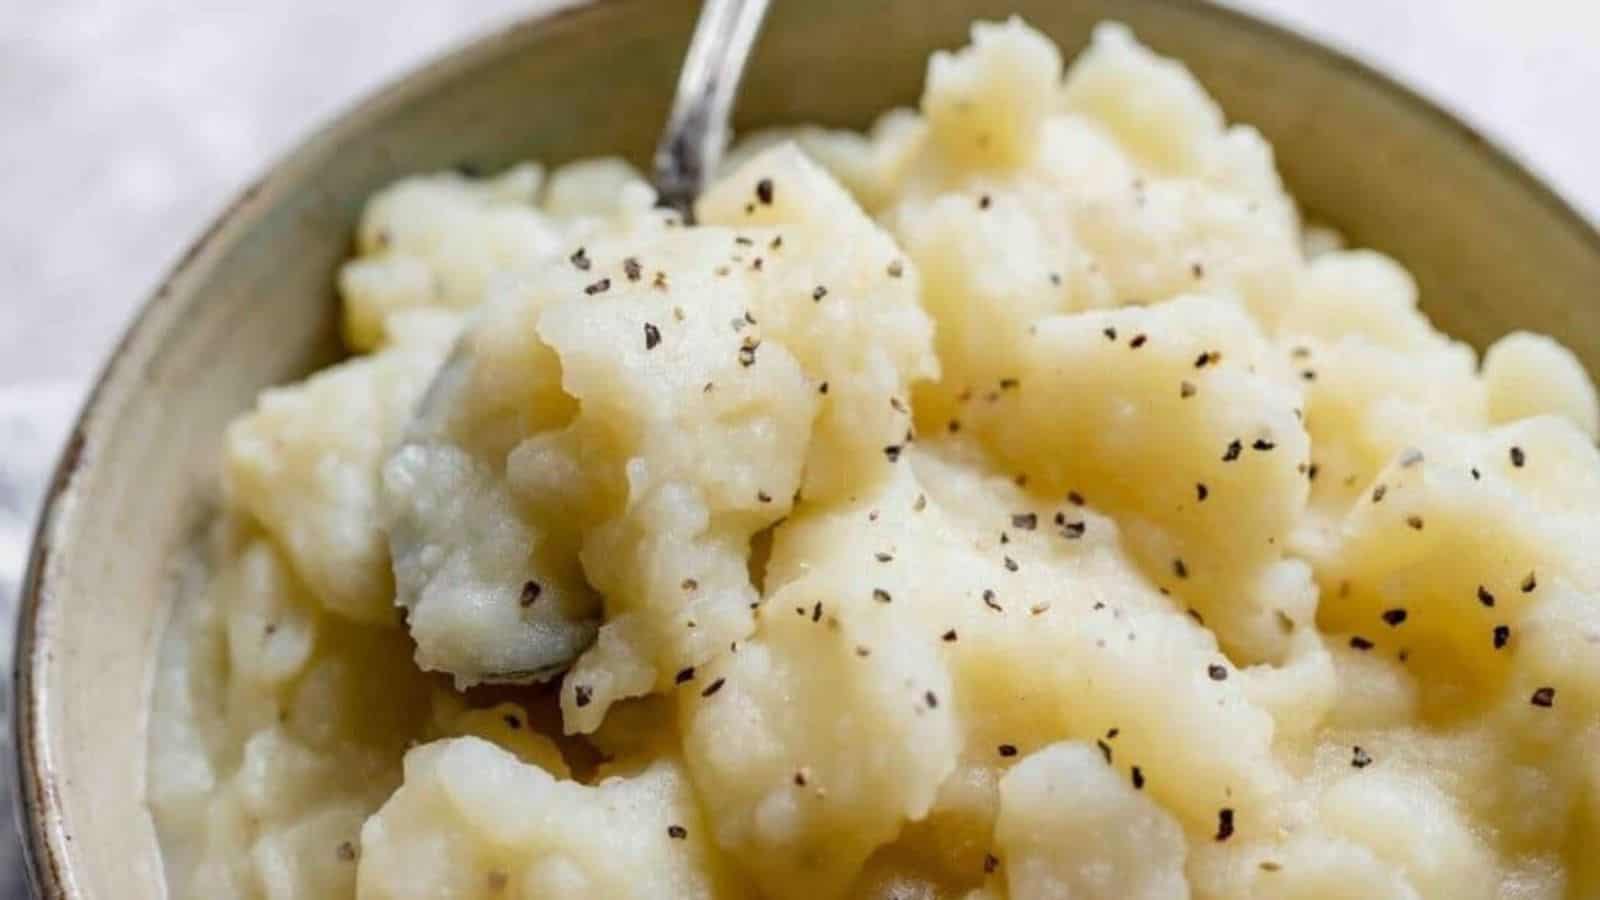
[{"xmin": 16, "ymin": 0, "xmax": 1600, "ymax": 896}]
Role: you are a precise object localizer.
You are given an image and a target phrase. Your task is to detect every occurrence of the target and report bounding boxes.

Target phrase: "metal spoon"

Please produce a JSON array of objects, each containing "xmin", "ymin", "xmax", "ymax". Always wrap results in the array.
[
  {"xmin": 388, "ymin": 0, "xmax": 771, "ymax": 685},
  {"xmin": 653, "ymin": 0, "xmax": 771, "ymax": 221}
]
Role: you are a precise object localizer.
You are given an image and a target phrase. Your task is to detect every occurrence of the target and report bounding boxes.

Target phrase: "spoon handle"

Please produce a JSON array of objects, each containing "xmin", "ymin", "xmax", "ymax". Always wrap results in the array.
[{"xmin": 652, "ymin": 0, "xmax": 771, "ymax": 219}]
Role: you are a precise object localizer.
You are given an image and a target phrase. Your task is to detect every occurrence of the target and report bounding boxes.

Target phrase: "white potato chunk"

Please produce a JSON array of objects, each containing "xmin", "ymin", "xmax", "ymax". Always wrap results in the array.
[
  {"xmin": 1483, "ymin": 331, "xmax": 1600, "ymax": 439},
  {"xmin": 358, "ymin": 738, "xmax": 744, "ymax": 899},
  {"xmin": 994, "ymin": 742, "xmax": 1189, "ymax": 900}
]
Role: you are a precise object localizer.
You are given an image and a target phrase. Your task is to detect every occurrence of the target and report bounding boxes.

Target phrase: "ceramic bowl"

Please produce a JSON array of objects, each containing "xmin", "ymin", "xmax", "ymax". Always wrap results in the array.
[{"xmin": 16, "ymin": 0, "xmax": 1600, "ymax": 896}]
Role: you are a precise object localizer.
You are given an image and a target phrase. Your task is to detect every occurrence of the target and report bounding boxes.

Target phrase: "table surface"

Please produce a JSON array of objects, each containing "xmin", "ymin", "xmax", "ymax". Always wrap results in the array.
[{"xmin": 1, "ymin": 1, "xmax": 1597, "ymax": 893}]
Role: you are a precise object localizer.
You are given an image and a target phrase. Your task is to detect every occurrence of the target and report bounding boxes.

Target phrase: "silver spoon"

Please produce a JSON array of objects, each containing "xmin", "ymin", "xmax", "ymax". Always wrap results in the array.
[
  {"xmin": 387, "ymin": 0, "xmax": 771, "ymax": 686},
  {"xmin": 653, "ymin": 0, "xmax": 771, "ymax": 221}
]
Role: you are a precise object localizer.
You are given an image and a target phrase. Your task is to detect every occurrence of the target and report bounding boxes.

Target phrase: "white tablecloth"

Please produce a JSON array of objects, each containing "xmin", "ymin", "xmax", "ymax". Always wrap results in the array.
[{"xmin": 1, "ymin": 1, "xmax": 1596, "ymax": 892}]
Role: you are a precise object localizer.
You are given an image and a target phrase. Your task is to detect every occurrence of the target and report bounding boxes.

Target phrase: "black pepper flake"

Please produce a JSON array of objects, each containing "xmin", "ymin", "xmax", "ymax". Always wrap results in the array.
[
  {"xmin": 675, "ymin": 667, "xmax": 696, "ymax": 685},
  {"xmin": 1180, "ymin": 380, "xmax": 1197, "ymax": 399},
  {"xmin": 984, "ymin": 854, "xmax": 999, "ymax": 875},
  {"xmin": 948, "ymin": 419, "xmax": 962, "ymax": 434},
  {"xmin": 811, "ymin": 601, "xmax": 823, "ymax": 623},
  {"xmin": 1060, "ymin": 521, "xmax": 1086, "ymax": 539},
  {"xmin": 887, "ymin": 259, "xmax": 904, "ymax": 278},
  {"xmin": 1470, "ymin": 467, "xmax": 1481, "ymax": 480},
  {"xmin": 584, "ymin": 277, "xmax": 611, "ymax": 295},
  {"xmin": 1215, "ymin": 808, "xmax": 1235, "ymax": 841},
  {"xmin": 883, "ymin": 445, "xmax": 903, "ymax": 463},
  {"xmin": 914, "ymin": 493, "xmax": 927, "ymax": 512},
  {"xmin": 1103, "ymin": 327, "xmax": 1118, "ymax": 341},
  {"xmin": 1510, "ymin": 446, "xmax": 1526, "ymax": 467},
  {"xmin": 1308, "ymin": 463, "xmax": 1321, "ymax": 481},
  {"xmin": 998, "ymin": 744, "xmax": 1018, "ymax": 758},
  {"xmin": 983, "ymin": 589, "xmax": 1003, "ymax": 612},
  {"xmin": 758, "ymin": 490, "xmax": 773, "ymax": 504},
  {"xmin": 855, "ymin": 645, "xmax": 872, "ymax": 658},
  {"xmin": 1352, "ymin": 746, "xmax": 1372, "ymax": 769},
  {"xmin": 1493, "ymin": 625, "xmax": 1510, "ymax": 649},
  {"xmin": 818, "ymin": 381, "xmax": 829, "ymax": 395},
  {"xmin": 701, "ymin": 678, "xmax": 726, "ymax": 698},
  {"xmin": 621, "ymin": 256, "xmax": 642, "ymax": 281},
  {"xmin": 668, "ymin": 825, "xmax": 688, "ymax": 839},
  {"xmin": 652, "ymin": 270, "xmax": 669, "ymax": 290},
  {"xmin": 1049, "ymin": 271, "xmax": 1062, "ymax": 286},
  {"xmin": 1405, "ymin": 515, "xmax": 1425, "ymax": 531},
  {"xmin": 1371, "ymin": 484, "xmax": 1387, "ymax": 504},
  {"xmin": 999, "ymin": 532, "xmax": 1010, "ymax": 545},
  {"xmin": 924, "ymin": 690, "xmax": 939, "ymax": 709},
  {"xmin": 999, "ymin": 377, "xmax": 1019, "ymax": 391},
  {"xmin": 1067, "ymin": 491, "xmax": 1086, "ymax": 506},
  {"xmin": 755, "ymin": 178, "xmax": 774, "ymax": 205},
  {"xmin": 569, "ymin": 247, "xmax": 591, "ymax": 270},
  {"xmin": 1012, "ymin": 512, "xmax": 1037, "ymax": 530},
  {"xmin": 1477, "ymin": 585, "xmax": 1495, "ymax": 608},
  {"xmin": 770, "ymin": 234, "xmax": 783, "ymax": 250},
  {"xmin": 1004, "ymin": 556, "xmax": 1019, "ymax": 572},
  {"xmin": 336, "ymin": 841, "xmax": 357, "ymax": 862},
  {"xmin": 1381, "ymin": 608, "xmax": 1408, "ymax": 627},
  {"xmin": 874, "ymin": 588, "xmax": 893, "ymax": 604},
  {"xmin": 644, "ymin": 322, "xmax": 661, "ymax": 350},
  {"xmin": 1191, "ymin": 261, "xmax": 1205, "ymax": 279},
  {"xmin": 1252, "ymin": 438, "xmax": 1276, "ymax": 452},
  {"xmin": 1222, "ymin": 440, "xmax": 1243, "ymax": 462},
  {"xmin": 1187, "ymin": 608, "xmax": 1205, "ymax": 625},
  {"xmin": 793, "ymin": 769, "xmax": 807, "ymax": 787},
  {"xmin": 1531, "ymin": 686, "xmax": 1555, "ymax": 708},
  {"xmin": 1208, "ymin": 663, "xmax": 1227, "ymax": 681},
  {"xmin": 812, "ymin": 285, "xmax": 827, "ymax": 302},
  {"xmin": 1350, "ymin": 636, "xmax": 1374, "ymax": 651},
  {"xmin": 1031, "ymin": 601, "xmax": 1051, "ymax": 615},
  {"xmin": 738, "ymin": 340, "xmax": 759, "ymax": 367},
  {"xmin": 1301, "ymin": 369, "xmax": 1317, "ymax": 381},
  {"xmin": 520, "ymin": 580, "xmax": 542, "ymax": 608},
  {"xmin": 979, "ymin": 194, "xmax": 992, "ymax": 209},
  {"xmin": 734, "ymin": 236, "xmax": 754, "ymax": 247},
  {"xmin": 1132, "ymin": 766, "xmax": 1146, "ymax": 789},
  {"xmin": 682, "ymin": 578, "xmax": 699, "ymax": 592},
  {"xmin": 1174, "ymin": 558, "xmax": 1189, "ymax": 579},
  {"xmin": 875, "ymin": 552, "xmax": 893, "ymax": 563},
  {"xmin": 942, "ymin": 629, "xmax": 958, "ymax": 642},
  {"xmin": 1522, "ymin": 571, "xmax": 1538, "ymax": 593},
  {"xmin": 574, "ymin": 685, "xmax": 593, "ymax": 707},
  {"xmin": 1096, "ymin": 740, "xmax": 1113, "ymax": 764},
  {"xmin": 1195, "ymin": 350, "xmax": 1220, "ymax": 368},
  {"xmin": 1190, "ymin": 482, "xmax": 1208, "ymax": 503}
]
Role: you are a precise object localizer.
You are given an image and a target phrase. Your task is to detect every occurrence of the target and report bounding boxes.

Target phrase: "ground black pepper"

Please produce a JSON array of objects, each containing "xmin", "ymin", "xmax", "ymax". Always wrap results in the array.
[
  {"xmin": 644, "ymin": 322, "xmax": 661, "ymax": 350},
  {"xmin": 520, "ymin": 581, "xmax": 542, "ymax": 608},
  {"xmin": 1215, "ymin": 808, "xmax": 1235, "ymax": 841}
]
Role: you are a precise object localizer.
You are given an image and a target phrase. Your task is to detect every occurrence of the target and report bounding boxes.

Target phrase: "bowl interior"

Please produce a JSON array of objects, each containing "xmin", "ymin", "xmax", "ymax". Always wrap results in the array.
[{"xmin": 17, "ymin": 0, "xmax": 1599, "ymax": 897}]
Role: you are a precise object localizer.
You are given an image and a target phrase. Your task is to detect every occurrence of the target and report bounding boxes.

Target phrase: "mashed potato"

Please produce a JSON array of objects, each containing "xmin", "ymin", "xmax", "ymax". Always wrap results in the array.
[{"xmin": 150, "ymin": 19, "xmax": 1600, "ymax": 900}]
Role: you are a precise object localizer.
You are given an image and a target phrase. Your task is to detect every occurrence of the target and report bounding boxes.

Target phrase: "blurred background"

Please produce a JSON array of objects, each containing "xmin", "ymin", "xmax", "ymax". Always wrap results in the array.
[{"xmin": 0, "ymin": 0, "xmax": 1597, "ymax": 891}]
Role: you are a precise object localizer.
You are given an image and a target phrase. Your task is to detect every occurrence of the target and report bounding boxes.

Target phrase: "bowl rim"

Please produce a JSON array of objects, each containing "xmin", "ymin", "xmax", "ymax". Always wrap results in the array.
[{"xmin": 13, "ymin": 0, "xmax": 1600, "ymax": 895}]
